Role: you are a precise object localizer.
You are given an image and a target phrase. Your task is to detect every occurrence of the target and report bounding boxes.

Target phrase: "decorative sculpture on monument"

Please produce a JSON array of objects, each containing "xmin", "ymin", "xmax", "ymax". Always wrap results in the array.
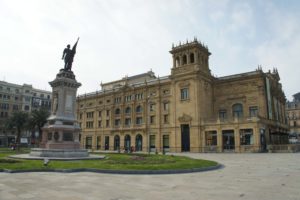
[{"xmin": 62, "ymin": 38, "xmax": 79, "ymax": 71}]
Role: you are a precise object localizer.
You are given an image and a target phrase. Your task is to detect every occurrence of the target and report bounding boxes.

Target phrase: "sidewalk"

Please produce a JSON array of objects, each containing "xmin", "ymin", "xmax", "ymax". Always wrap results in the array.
[{"xmin": 1, "ymin": 153, "xmax": 300, "ymax": 200}]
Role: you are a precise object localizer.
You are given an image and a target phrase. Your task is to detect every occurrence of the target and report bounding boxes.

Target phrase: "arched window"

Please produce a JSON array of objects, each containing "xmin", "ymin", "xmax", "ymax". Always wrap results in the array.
[
  {"xmin": 190, "ymin": 53, "xmax": 194, "ymax": 63},
  {"xmin": 182, "ymin": 55, "xmax": 187, "ymax": 65},
  {"xmin": 135, "ymin": 134, "xmax": 143, "ymax": 151},
  {"xmin": 136, "ymin": 105, "xmax": 142, "ymax": 113},
  {"xmin": 115, "ymin": 108, "xmax": 121, "ymax": 115},
  {"xmin": 125, "ymin": 107, "xmax": 131, "ymax": 114},
  {"xmin": 124, "ymin": 135, "xmax": 131, "ymax": 151},
  {"xmin": 232, "ymin": 103, "xmax": 243, "ymax": 118},
  {"xmin": 114, "ymin": 135, "xmax": 120, "ymax": 150}
]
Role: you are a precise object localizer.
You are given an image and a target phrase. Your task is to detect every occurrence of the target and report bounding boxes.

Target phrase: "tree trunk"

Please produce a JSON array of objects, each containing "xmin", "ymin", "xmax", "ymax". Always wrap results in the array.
[{"xmin": 16, "ymin": 128, "xmax": 21, "ymax": 151}]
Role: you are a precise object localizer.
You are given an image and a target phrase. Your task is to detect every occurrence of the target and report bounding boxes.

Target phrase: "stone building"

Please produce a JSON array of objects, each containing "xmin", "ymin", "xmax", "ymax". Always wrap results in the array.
[
  {"xmin": 286, "ymin": 92, "xmax": 300, "ymax": 143},
  {"xmin": 77, "ymin": 39, "xmax": 288, "ymax": 153},
  {"xmin": 0, "ymin": 81, "xmax": 52, "ymax": 146}
]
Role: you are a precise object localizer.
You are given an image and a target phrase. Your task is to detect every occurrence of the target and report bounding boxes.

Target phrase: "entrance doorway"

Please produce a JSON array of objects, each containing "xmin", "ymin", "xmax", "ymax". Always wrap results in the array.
[
  {"xmin": 114, "ymin": 135, "xmax": 120, "ymax": 150},
  {"xmin": 135, "ymin": 134, "xmax": 143, "ymax": 151},
  {"xmin": 85, "ymin": 137, "xmax": 92, "ymax": 149},
  {"xmin": 181, "ymin": 124, "xmax": 190, "ymax": 152},
  {"xmin": 222, "ymin": 130, "xmax": 235, "ymax": 151},
  {"xmin": 124, "ymin": 135, "xmax": 131, "ymax": 151},
  {"xmin": 105, "ymin": 136, "xmax": 109, "ymax": 150}
]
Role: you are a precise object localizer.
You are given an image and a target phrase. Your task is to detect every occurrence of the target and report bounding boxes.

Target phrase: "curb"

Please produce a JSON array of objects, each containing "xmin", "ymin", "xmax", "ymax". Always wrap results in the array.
[{"xmin": 1, "ymin": 164, "xmax": 223, "ymax": 175}]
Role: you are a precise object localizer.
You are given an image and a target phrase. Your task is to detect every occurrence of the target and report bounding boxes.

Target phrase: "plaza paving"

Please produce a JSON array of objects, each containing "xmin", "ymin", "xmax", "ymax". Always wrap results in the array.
[{"xmin": 0, "ymin": 153, "xmax": 300, "ymax": 200}]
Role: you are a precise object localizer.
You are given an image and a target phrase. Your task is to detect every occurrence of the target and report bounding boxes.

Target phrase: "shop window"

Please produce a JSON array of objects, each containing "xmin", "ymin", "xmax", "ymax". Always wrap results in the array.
[
  {"xmin": 150, "ymin": 135, "xmax": 156, "ymax": 148},
  {"xmin": 240, "ymin": 129, "xmax": 254, "ymax": 145},
  {"xmin": 163, "ymin": 135, "xmax": 169, "ymax": 148},
  {"xmin": 205, "ymin": 131, "xmax": 217, "ymax": 146}
]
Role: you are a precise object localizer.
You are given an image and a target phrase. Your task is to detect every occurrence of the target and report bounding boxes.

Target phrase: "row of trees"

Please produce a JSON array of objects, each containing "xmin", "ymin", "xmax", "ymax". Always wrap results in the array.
[{"xmin": 5, "ymin": 109, "xmax": 50, "ymax": 147}]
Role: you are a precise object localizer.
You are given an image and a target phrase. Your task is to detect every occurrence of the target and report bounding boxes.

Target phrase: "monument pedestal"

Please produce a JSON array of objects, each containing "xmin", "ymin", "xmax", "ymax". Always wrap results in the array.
[{"xmin": 30, "ymin": 69, "xmax": 88, "ymax": 158}]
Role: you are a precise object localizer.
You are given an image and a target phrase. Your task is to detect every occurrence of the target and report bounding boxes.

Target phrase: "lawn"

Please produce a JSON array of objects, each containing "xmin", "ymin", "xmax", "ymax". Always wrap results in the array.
[{"xmin": 0, "ymin": 150, "xmax": 218, "ymax": 171}]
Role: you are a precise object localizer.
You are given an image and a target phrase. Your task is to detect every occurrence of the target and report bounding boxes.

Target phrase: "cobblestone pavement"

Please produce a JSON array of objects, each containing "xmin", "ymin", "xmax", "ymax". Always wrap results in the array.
[{"xmin": 1, "ymin": 153, "xmax": 300, "ymax": 200}]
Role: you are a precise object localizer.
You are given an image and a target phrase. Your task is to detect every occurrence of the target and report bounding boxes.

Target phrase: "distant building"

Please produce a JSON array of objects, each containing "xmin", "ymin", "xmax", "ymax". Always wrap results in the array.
[
  {"xmin": 0, "ymin": 81, "xmax": 52, "ymax": 147},
  {"xmin": 286, "ymin": 93, "xmax": 300, "ymax": 143},
  {"xmin": 77, "ymin": 39, "xmax": 288, "ymax": 153}
]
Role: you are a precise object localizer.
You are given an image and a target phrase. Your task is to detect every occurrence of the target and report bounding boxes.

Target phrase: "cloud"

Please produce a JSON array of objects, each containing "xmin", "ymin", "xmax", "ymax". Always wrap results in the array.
[{"xmin": 0, "ymin": 0, "xmax": 299, "ymax": 100}]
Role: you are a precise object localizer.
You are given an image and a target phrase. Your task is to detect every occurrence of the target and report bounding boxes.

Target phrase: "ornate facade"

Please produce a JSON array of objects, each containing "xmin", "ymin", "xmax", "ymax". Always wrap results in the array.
[
  {"xmin": 77, "ymin": 40, "xmax": 288, "ymax": 153},
  {"xmin": 286, "ymin": 93, "xmax": 300, "ymax": 143}
]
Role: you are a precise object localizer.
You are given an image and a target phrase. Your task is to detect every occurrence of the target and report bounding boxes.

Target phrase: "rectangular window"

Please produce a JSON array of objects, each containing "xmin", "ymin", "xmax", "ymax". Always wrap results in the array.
[
  {"xmin": 163, "ymin": 135, "xmax": 169, "ymax": 148},
  {"xmin": 163, "ymin": 115, "xmax": 169, "ymax": 124},
  {"xmin": 219, "ymin": 110, "xmax": 227, "ymax": 121},
  {"xmin": 240, "ymin": 129, "xmax": 254, "ymax": 145},
  {"xmin": 106, "ymin": 110, "xmax": 110, "ymax": 117},
  {"xmin": 86, "ymin": 121, "xmax": 94, "ymax": 129},
  {"xmin": 180, "ymin": 88, "xmax": 189, "ymax": 100},
  {"xmin": 205, "ymin": 131, "xmax": 217, "ymax": 146},
  {"xmin": 24, "ymin": 105, "xmax": 30, "ymax": 111},
  {"xmin": 114, "ymin": 119, "xmax": 121, "ymax": 126},
  {"xmin": 106, "ymin": 120, "xmax": 110, "ymax": 127},
  {"xmin": 79, "ymin": 113, "xmax": 82, "ymax": 120},
  {"xmin": 135, "ymin": 93, "xmax": 143, "ymax": 100},
  {"xmin": 13, "ymin": 105, "xmax": 18, "ymax": 111},
  {"xmin": 86, "ymin": 112, "xmax": 94, "ymax": 119},
  {"xmin": 98, "ymin": 120, "xmax": 102, "ymax": 128},
  {"xmin": 163, "ymin": 89, "xmax": 169, "ymax": 95},
  {"xmin": 150, "ymin": 135, "xmax": 155, "ymax": 148},
  {"xmin": 114, "ymin": 97, "xmax": 121, "ymax": 103},
  {"xmin": 150, "ymin": 116, "xmax": 155, "ymax": 124},
  {"xmin": 98, "ymin": 111, "xmax": 102, "ymax": 117},
  {"xmin": 136, "ymin": 117, "xmax": 143, "ymax": 125},
  {"xmin": 249, "ymin": 106, "xmax": 258, "ymax": 117},
  {"xmin": 163, "ymin": 102, "xmax": 169, "ymax": 111},
  {"xmin": 125, "ymin": 118, "xmax": 131, "ymax": 126},
  {"xmin": 149, "ymin": 104, "xmax": 155, "ymax": 112},
  {"xmin": 125, "ymin": 95, "xmax": 132, "ymax": 102}
]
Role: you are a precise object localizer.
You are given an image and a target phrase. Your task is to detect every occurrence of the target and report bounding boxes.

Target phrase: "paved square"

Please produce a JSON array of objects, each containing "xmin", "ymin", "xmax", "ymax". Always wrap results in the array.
[{"xmin": 1, "ymin": 153, "xmax": 299, "ymax": 200}]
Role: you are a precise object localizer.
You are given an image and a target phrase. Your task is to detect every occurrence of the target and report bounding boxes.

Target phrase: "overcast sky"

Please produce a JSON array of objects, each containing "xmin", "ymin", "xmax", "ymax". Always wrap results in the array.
[{"xmin": 1, "ymin": 0, "xmax": 299, "ymax": 100}]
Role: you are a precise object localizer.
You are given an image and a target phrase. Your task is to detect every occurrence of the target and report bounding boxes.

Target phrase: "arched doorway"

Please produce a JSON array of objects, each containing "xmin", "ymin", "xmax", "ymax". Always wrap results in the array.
[
  {"xmin": 124, "ymin": 135, "xmax": 131, "ymax": 151},
  {"xmin": 114, "ymin": 135, "xmax": 120, "ymax": 150},
  {"xmin": 135, "ymin": 134, "xmax": 143, "ymax": 151}
]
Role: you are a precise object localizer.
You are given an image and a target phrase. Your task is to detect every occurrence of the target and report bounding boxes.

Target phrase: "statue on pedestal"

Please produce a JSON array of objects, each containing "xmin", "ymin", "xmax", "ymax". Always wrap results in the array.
[{"xmin": 62, "ymin": 38, "xmax": 79, "ymax": 71}]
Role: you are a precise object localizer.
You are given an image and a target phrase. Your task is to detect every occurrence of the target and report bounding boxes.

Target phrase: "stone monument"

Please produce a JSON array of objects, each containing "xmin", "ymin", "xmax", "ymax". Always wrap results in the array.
[{"xmin": 30, "ymin": 38, "xmax": 88, "ymax": 158}]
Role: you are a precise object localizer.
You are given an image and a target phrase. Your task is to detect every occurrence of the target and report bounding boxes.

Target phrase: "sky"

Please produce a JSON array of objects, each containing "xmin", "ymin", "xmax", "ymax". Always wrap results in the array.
[{"xmin": 0, "ymin": 0, "xmax": 299, "ymax": 100}]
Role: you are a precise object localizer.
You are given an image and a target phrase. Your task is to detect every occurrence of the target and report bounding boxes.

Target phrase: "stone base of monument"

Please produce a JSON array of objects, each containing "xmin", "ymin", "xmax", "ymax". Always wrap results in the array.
[{"xmin": 30, "ymin": 148, "xmax": 89, "ymax": 158}]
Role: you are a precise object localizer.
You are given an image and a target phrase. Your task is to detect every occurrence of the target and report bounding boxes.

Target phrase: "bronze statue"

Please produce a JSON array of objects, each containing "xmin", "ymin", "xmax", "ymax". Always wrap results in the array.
[{"xmin": 62, "ymin": 38, "xmax": 79, "ymax": 71}]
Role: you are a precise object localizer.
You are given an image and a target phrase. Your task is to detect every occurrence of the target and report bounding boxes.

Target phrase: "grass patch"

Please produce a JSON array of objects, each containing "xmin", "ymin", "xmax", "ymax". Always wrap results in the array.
[{"xmin": 0, "ymin": 151, "xmax": 218, "ymax": 171}]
